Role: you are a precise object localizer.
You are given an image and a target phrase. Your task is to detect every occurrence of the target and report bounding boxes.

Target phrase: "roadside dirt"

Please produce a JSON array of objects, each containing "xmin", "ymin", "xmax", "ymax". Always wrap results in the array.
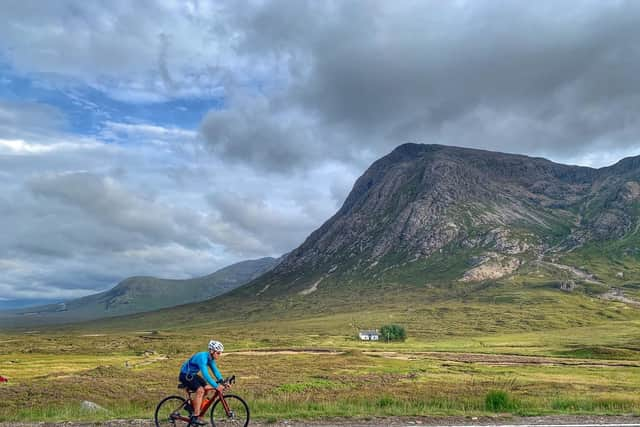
[
  {"xmin": 364, "ymin": 351, "xmax": 640, "ymax": 367},
  {"xmin": 231, "ymin": 350, "xmax": 345, "ymax": 356},
  {"xmin": 2, "ymin": 415, "xmax": 640, "ymax": 426}
]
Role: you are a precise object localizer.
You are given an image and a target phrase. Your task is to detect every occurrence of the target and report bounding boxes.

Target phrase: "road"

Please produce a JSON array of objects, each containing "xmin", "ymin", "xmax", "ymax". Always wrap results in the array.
[{"xmin": 3, "ymin": 416, "xmax": 640, "ymax": 427}]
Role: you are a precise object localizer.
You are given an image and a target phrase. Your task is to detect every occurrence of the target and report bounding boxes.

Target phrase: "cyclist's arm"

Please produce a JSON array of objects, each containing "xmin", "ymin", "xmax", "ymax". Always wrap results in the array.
[
  {"xmin": 210, "ymin": 360, "xmax": 224, "ymax": 383},
  {"xmin": 195, "ymin": 353, "xmax": 219, "ymax": 388}
]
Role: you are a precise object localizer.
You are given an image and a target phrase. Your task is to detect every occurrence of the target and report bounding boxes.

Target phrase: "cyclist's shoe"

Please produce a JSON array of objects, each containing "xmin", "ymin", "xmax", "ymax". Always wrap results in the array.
[{"xmin": 190, "ymin": 415, "xmax": 206, "ymax": 425}]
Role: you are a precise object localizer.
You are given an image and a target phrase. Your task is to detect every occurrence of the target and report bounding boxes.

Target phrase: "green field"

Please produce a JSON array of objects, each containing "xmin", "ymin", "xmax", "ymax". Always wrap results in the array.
[{"xmin": 2, "ymin": 277, "xmax": 640, "ymax": 423}]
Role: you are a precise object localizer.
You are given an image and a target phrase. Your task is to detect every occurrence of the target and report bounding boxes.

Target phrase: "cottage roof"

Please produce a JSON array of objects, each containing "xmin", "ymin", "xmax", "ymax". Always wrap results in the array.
[{"xmin": 359, "ymin": 329, "xmax": 378, "ymax": 335}]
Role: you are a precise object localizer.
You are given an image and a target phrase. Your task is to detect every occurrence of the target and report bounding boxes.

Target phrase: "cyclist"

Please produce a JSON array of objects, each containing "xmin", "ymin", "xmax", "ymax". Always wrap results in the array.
[{"xmin": 179, "ymin": 339, "xmax": 226, "ymax": 425}]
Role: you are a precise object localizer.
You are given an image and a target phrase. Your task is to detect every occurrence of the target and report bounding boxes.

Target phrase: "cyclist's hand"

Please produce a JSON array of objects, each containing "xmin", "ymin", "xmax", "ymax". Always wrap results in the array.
[{"xmin": 216, "ymin": 384, "xmax": 225, "ymax": 393}]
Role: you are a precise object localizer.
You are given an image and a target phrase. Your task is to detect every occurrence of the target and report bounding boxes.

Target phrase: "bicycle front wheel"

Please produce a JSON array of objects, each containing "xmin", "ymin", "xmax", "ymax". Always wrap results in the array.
[
  {"xmin": 210, "ymin": 394, "xmax": 250, "ymax": 427},
  {"xmin": 154, "ymin": 395, "xmax": 190, "ymax": 427}
]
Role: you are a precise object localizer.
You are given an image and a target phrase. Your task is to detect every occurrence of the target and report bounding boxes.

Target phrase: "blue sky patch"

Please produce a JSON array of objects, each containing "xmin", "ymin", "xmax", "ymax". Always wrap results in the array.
[{"xmin": 0, "ymin": 61, "xmax": 224, "ymax": 138}]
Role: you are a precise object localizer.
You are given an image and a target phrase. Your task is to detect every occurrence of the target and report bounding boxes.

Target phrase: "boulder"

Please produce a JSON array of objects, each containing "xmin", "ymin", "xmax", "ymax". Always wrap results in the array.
[{"xmin": 81, "ymin": 400, "xmax": 107, "ymax": 412}]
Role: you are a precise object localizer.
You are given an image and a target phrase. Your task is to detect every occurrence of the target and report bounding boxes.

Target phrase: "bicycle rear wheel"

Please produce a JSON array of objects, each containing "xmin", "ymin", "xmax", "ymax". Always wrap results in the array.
[
  {"xmin": 155, "ymin": 395, "xmax": 191, "ymax": 427},
  {"xmin": 209, "ymin": 394, "xmax": 250, "ymax": 427}
]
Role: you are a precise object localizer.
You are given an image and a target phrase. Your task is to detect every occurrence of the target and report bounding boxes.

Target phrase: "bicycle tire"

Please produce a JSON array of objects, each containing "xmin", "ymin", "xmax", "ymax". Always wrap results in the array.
[
  {"xmin": 155, "ymin": 395, "xmax": 191, "ymax": 427},
  {"xmin": 209, "ymin": 394, "xmax": 250, "ymax": 427}
]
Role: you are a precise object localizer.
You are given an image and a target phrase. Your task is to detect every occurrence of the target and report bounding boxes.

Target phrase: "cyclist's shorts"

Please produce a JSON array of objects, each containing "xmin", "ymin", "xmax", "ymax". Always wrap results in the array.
[{"xmin": 179, "ymin": 372, "xmax": 207, "ymax": 391}]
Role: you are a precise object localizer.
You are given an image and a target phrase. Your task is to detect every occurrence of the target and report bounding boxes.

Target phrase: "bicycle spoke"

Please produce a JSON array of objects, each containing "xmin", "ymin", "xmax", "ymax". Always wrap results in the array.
[
  {"xmin": 155, "ymin": 395, "xmax": 191, "ymax": 427},
  {"xmin": 210, "ymin": 395, "xmax": 250, "ymax": 427}
]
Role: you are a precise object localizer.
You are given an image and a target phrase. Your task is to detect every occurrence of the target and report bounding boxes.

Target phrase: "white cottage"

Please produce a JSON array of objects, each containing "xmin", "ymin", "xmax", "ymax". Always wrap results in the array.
[{"xmin": 359, "ymin": 329, "xmax": 379, "ymax": 341}]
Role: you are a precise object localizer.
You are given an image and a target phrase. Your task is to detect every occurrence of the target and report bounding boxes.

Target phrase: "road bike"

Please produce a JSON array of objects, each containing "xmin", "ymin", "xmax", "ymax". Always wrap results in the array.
[{"xmin": 154, "ymin": 375, "xmax": 250, "ymax": 427}]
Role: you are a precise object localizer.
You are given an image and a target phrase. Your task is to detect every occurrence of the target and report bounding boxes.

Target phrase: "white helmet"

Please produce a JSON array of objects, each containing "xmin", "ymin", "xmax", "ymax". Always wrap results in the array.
[{"xmin": 208, "ymin": 340, "xmax": 224, "ymax": 352}]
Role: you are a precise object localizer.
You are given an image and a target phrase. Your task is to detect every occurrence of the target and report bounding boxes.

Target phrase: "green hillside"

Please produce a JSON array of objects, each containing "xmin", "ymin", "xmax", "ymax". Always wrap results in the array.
[{"xmin": 0, "ymin": 257, "xmax": 278, "ymax": 328}]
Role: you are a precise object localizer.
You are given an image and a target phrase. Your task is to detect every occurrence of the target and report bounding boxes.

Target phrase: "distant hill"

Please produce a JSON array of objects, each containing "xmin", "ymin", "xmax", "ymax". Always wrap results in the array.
[
  {"xmin": 0, "ymin": 257, "xmax": 279, "ymax": 328},
  {"xmin": 0, "ymin": 298, "xmax": 63, "ymax": 310}
]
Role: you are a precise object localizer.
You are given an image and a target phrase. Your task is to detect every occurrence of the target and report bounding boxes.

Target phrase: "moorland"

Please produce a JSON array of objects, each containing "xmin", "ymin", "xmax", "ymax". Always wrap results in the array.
[{"xmin": 2, "ymin": 272, "xmax": 640, "ymax": 422}]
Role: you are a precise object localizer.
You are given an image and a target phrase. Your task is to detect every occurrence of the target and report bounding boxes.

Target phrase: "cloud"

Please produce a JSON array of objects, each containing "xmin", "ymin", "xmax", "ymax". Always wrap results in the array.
[
  {"xmin": 1, "ymin": 170, "xmax": 205, "ymax": 262},
  {"xmin": 101, "ymin": 121, "xmax": 198, "ymax": 144},
  {"xmin": 3, "ymin": 0, "xmax": 640, "ymax": 305},
  {"xmin": 8, "ymin": 0, "xmax": 638, "ymax": 167},
  {"xmin": 0, "ymin": 101, "xmax": 67, "ymax": 138},
  {"xmin": 0, "ymin": 138, "xmax": 58, "ymax": 154},
  {"xmin": 0, "ymin": 112, "xmax": 347, "ymax": 301},
  {"xmin": 206, "ymin": 190, "xmax": 319, "ymax": 254},
  {"xmin": 197, "ymin": 0, "xmax": 640, "ymax": 170},
  {"xmin": 0, "ymin": 1, "xmax": 240, "ymax": 102},
  {"xmin": 0, "ymin": 115, "xmax": 222, "ymax": 299},
  {"xmin": 199, "ymin": 159, "xmax": 352, "ymax": 255},
  {"xmin": 200, "ymin": 95, "xmax": 322, "ymax": 172},
  {"xmin": 29, "ymin": 172, "xmax": 183, "ymax": 239}
]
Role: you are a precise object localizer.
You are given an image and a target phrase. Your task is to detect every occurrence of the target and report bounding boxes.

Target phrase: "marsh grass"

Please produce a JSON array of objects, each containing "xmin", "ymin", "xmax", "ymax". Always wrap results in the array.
[
  {"xmin": 549, "ymin": 397, "xmax": 638, "ymax": 413},
  {"xmin": 276, "ymin": 378, "xmax": 346, "ymax": 393},
  {"xmin": 485, "ymin": 390, "xmax": 515, "ymax": 412},
  {"xmin": 2, "ymin": 324, "xmax": 640, "ymax": 422}
]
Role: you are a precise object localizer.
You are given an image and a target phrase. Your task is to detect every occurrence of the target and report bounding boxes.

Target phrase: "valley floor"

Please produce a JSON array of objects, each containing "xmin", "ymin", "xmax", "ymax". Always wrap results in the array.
[
  {"xmin": 2, "ymin": 298, "xmax": 640, "ymax": 423},
  {"xmin": 2, "ymin": 328, "xmax": 640, "ymax": 423}
]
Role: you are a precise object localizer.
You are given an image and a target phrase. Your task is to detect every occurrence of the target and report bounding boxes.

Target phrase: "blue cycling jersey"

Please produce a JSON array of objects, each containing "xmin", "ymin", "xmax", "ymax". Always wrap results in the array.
[{"xmin": 180, "ymin": 351, "xmax": 223, "ymax": 388}]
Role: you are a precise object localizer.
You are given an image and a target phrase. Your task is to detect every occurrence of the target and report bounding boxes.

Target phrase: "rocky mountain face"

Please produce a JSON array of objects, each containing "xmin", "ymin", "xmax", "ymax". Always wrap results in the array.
[
  {"xmin": 246, "ymin": 144, "xmax": 640, "ymax": 297},
  {"xmin": 0, "ymin": 257, "xmax": 280, "ymax": 327}
]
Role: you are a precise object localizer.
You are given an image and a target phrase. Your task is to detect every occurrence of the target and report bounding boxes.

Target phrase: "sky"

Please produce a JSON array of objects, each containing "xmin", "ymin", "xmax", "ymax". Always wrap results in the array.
[{"xmin": 2, "ymin": 0, "xmax": 640, "ymax": 308}]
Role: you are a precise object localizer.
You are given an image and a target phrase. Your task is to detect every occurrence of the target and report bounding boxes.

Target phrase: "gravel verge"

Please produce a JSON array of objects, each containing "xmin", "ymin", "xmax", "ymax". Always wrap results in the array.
[{"xmin": 2, "ymin": 415, "xmax": 640, "ymax": 427}]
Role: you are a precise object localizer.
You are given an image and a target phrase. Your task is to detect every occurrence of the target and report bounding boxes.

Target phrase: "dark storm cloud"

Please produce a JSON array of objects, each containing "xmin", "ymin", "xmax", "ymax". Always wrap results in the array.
[
  {"xmin": 200, "ymin": 97, "xmax": 315, "ymax": 172},
  {"xmin": 208, "ymin": 190, "xmax": 320, "ymax": 252},
  {"xmin": 201, "ymin": 0, "xmax": 640, "ymax": 170}
]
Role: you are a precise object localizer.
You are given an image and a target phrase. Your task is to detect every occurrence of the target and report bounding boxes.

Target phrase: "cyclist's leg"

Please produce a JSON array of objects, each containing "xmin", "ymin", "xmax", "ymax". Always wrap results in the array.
[
  {"xmin": 192, "ymin": 385, "xmax": 205, "ymax": 417},
  {"xmin": 181, "ymin": 374, "xmax": 207, "ymax": 424},
  {"xmin": 179, "ymin": 373, "xmax": 198, "ymax": 411}
]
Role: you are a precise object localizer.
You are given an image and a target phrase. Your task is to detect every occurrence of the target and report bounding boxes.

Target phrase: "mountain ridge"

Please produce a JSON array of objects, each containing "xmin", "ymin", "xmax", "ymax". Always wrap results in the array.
[{"xmin": 232, "ymin": 143, "xmax": 640, "ymax": 301}]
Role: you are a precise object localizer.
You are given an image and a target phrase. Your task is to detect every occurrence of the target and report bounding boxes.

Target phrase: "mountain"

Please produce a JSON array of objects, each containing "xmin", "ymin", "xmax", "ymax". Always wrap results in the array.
[
  {"xmin": 7, "ymin": 143, "xmax": 640, "ymax": 332},
  {"xmin": 231, "ymin": 144, "xmax": 640, "ymax": 304},
  {"xmin": 0, "ymin": 257, "xmax": 279, "ymax": 327}
]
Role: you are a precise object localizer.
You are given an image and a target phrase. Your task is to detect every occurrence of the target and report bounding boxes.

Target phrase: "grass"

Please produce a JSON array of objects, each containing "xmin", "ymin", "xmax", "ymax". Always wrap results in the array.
[
  {"xmin": 2, "ymin": 261, "xmax": 640, "ymax": 422},
  {"xmin": 2, "ymin": 311, "xmax": 640, "ymax": 422},
  {"xmin": 561, "ymin": 228, "xmax": 640, "ymax": 285},
  {"xmin": 485, "ymin": 390, "xmax": 514, "ymax": 412}
]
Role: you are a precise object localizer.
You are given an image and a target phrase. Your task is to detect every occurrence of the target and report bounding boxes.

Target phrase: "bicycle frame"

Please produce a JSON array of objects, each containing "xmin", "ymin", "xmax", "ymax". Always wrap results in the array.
[
  {"xmin": 171, "ymin": 387, "xmax": 232, "ymax": 423},
  {"xmin": 194, "ymin": 388, "xmax": 220, "ymax": 415},
  {"xmin": 215, "ymin": 391, "xmax": 233, "ymax": 416}
]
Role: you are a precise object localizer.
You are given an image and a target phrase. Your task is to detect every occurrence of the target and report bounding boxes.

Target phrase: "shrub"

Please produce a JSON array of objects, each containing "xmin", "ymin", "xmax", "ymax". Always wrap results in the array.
[
  {"xmin": 485, "ymin": 390, "xmax": 513, "ymax": 412},
  {"xmin": 376, "ymin": 396, "xmax": 396, "ymax": 408},
  {"xmin": 379, "ymin": 324, "xmax": 407, "ymax": 342}
]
